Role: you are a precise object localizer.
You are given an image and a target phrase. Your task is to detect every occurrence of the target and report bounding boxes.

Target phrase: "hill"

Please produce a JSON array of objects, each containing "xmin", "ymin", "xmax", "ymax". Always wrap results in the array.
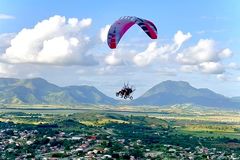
[
  {"xmin": 132, "ymin": 80, "xmax": 239, "ymax": 109},
  {"xmin": 0, "ymin": 78, "xmax": 117, "ymax": 105},
  {"xmin": 0, "ymin": 78, "xmax": 239, "ymax": 109}
]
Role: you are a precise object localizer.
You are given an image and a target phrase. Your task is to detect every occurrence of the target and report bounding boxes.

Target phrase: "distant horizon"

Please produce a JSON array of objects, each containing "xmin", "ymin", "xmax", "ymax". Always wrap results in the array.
[{"xmin": 0, "ymin": 76, "xmax": 239, "ymax": 99}]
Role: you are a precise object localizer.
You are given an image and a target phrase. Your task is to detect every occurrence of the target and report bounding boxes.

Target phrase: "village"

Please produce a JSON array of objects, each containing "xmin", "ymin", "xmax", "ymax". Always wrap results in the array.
[{"xmin": 0, "ymin": 123, "xmax": 239, "ymax": 160}]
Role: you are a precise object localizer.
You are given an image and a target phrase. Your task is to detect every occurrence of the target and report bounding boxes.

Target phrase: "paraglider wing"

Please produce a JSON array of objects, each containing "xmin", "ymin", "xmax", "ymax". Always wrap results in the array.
[{"xmin": 107, "ymin": 16, "xmax": 157, "ymax": 49}]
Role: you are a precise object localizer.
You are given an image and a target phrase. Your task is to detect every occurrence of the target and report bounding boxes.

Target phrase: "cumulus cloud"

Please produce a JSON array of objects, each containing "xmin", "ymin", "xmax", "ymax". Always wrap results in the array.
[
  {"xmin": 176, "ymin": 38, "xmax": 233, "ymax": 75},
  {"xmin": 177, "ymin": 39, "xmax": 217, "ymax": 65},
  {"xmin": 0, "ymin": 13, "xmax": 15, "ymax": 20},
  {"xmin": 174, "ymin": 31, "xmax": 192, "ymax": 49},
  {"xmin": 176, "ymin": 39, "xmax": 232, "ymax": 65},
  {"xmin": 199, "ymin": 62, "xmax": 224, "ymax": 74},
  {"xmin": 0, "ymin": 33, "xmax": 15, "ymax": 53},
  {"xmin": 1, "ymin": 15, "xmax": 98, "ymax": 65},
  {"xmin": 100, "ymin": 25, "xmax": 110, "ymax": 43},
  {"xmin": 133, "ymin": 30, "xmax": 191, "ymax": 67},
  {"xmin": 180, "ymin": 62, "xmax": 224, "ymax": 74},
  {"xmin": 219, "ymin": 48, "xmax": 232, "ymax": 59},
  {"xmin": 105, "ymin": 50, "xmax": 123, "ymax": 66},
  {"xmin": 133, "ymin": 42, "xmax": 160, "ymax": 67}
]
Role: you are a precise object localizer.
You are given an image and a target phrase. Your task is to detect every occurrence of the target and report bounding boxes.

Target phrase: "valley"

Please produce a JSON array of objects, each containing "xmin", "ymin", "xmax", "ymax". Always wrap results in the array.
[{"xmin": 0, "ymin": 105, "xmax": 239, "ymax": 159}]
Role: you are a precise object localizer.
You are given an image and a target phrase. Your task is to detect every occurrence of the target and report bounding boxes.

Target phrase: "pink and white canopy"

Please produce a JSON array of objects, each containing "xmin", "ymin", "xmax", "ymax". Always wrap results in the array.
[{"xmin": 107, "ymin": 16, "xmax": 158, "ymax": 49}]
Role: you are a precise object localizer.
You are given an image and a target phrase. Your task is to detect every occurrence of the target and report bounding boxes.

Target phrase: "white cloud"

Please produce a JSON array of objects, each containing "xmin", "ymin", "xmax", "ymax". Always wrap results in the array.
[
  {"xmin": 176, "ymin": 39, "xmax": 232, "ymax": 72},
  {"xmin": 174, "ymin": 30, "xmax": 192, "ymax": 49},
  {"xmin": 1, "ymin": 15, "xmax": 97, "ymax": 65},
  {"xmin": 100, "ymin": 25, "xmax": 110, "ymax": 43},
  {"xmin": 133, "ymin": 31, "xmax": 191, "ymax": 67},
  {"xmin": 133, "ymin": 42, "xmax": 160, "ymax": 67},
  {"xmin": 176, "ymin": 39, "xmax": 219, "ymax": 65},
  {"xmin": 199, "ymin": 62, "xmax": 224, "ymax": 74},
  {"xmin": 180, "ymin": 62, "xmax": 225, "ymax": 74},
  {"xmin": 105, "ymin": 50, "xmax": 123, "ymax": 66},
  {"xmin": 0, "ymin": 33, "xmax": 15, "ymax": 53},
  {"xmin": 0, "ymin": 13, "xmax": 15, "ymax": 20},
  {"xmin": 77, "ymin": 18, "xmax": 92, "ymax": 28},
  {"xmin": 219, "ymin": 48, "xmax": 232, "ymax": 59},
  {"xmin": 175, "ymin": 38, "xmax": 235, "ymax": 75}
]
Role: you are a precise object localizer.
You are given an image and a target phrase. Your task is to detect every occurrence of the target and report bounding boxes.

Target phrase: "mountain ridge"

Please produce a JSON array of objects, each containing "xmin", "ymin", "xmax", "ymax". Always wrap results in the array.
[
  {"xmin": 0, "ymin": 77, "xmax": 239, "ymax": 109},
  {"xmin": 0, "ymin": 77, "xmax": 117, "ymax": 105},
  {"xmin": 132, "ymin": 80, "xmax": 238, "ymax": 109}
]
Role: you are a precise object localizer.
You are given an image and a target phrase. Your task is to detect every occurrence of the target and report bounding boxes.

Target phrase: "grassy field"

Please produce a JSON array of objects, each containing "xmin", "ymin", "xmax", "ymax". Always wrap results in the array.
[{"xmin": 0, "ymin": 104, "xmax": 240, "ymax": 139}]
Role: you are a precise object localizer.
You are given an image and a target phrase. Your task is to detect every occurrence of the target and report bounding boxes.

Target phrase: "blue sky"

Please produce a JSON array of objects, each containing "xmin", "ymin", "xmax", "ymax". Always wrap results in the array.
[{"xmin": 0, "ymin": 0, "xmax": 240, "ymax": 98}]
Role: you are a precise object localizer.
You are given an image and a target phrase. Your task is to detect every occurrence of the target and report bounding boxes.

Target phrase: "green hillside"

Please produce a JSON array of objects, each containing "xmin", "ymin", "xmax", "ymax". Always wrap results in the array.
[{"xmin": 0, "ymin": 78, "xmax": 117, "ymax": 105}]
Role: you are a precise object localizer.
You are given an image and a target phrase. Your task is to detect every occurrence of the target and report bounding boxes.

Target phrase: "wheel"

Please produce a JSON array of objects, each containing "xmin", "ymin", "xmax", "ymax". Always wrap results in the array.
[
  {"xmin": 130, "ymin": 96, "xmax": 133, "ymax": 100},
  {"xmin": 116, "ymin": 92, "xmax": 119, "ymax": 97}
]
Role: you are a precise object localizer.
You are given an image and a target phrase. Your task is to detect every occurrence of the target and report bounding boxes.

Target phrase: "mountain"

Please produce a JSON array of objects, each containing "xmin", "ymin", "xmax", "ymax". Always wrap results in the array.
[
  {"xmin": 0, "ymin": 78, "xmax": 239, "ymax": 109},
  {"xmin": 0, "ymin": 78, "xmax": 117, "ymax": 105},
  {"xmin": 231, "ymin": 97, "xmax": 240, "ymax": 103},
  {"xmin": 132, "ymin": 80, "xmax": 239, "ymax": 109}
]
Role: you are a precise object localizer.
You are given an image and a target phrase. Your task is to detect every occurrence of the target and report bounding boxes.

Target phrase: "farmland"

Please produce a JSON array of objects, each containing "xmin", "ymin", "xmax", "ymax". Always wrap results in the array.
[{"xmin": 0, "ymin": 104, "xmax": 239, "ymax": 159}]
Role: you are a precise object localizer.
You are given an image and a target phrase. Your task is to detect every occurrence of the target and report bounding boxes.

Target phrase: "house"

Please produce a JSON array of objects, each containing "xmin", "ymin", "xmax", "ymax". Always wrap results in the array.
[
  {"xmin": 102, "ymin": 155, "xmax": 112, "ymax": 159},
  {"xmin": 72, "ymin": 136, "xmax": 83, "ymax": 140}
]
